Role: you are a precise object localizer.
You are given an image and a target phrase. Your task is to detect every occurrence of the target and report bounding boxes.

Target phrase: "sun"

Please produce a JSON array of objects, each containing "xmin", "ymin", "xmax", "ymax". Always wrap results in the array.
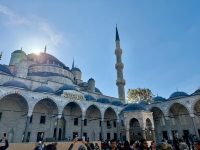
[{"xmin": 34, "ymin": 49, "xmax": 41, "ymax": 55}]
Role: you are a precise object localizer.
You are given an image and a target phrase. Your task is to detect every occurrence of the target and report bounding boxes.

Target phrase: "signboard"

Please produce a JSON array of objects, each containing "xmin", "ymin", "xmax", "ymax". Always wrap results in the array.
[{"xmin": 62, "ymin": 90, "xmax": 83, "ymax": 100}]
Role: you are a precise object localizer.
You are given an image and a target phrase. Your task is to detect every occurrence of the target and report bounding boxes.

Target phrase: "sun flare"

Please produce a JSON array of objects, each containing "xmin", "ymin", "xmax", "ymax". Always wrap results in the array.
[{"xmin": 34, "ymin": 49, "xmax": 41, "ymax": 55}]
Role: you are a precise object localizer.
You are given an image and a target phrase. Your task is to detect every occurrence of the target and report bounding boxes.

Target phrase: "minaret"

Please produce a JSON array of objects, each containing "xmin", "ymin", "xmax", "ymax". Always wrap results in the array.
[
  {"xmin": 115, "ymin": 25, "xmax": 126, "ymax": 101},
  {"xmin": 72, "ymin": 58, "xmax": 74, "ymax": 69}
]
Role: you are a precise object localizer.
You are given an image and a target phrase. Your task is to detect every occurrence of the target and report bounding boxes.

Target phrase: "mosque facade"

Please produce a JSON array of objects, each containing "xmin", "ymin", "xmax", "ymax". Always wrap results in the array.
[{"xmin": 0, "ymin": 26, "xmax": 199, "ymax": 144}]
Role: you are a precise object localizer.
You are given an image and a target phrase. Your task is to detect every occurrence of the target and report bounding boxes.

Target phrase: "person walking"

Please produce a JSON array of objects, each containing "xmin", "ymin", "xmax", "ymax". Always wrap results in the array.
[
  {"xmin": 138, "ymin": 139, "xmax": 150, "ymax": 150},
  {"xmin": 179, "ymin": 139, "xmax": 189, "ymax": 150},
  {"xmin": 41, "ymin": 140, "xmax": 46, "ymax": 150},
  {"xmin": 150, "ymin": 141, "xmax": 156, "ymax": 150},
  {"xmin": 128, "ymin": 140, "xmax": 136, "ymax": 150}
]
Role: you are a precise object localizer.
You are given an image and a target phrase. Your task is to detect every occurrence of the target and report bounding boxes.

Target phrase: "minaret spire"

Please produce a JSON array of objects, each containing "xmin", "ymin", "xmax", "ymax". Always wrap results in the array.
[
  {"xmin": 114, "ymin": 25, "xmax": 126, "ymax": 102},
  {"xmin": 72, "ymin": 57, "xmax": 74, "ymax": 69},
  {"xmin": 116, "ymin": 24, "xmax": 120, "ymax": 41},
  {"xmin": 44, "ymin": 45, "xmax": 47, "ymax": 53}
]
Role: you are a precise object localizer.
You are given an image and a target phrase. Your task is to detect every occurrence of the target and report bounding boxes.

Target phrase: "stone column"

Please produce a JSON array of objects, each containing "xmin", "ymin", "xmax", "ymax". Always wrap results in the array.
[
  {"xmin": 117, "ymin": 119, "xmax": 120, "ymax": 140},
  {"xmin": 81, "ymin": 116, "xmax": 85, "ymax": 137},
  {"xmin": 101, "ymin": 118, "xmax": 104, "ymax": 141},
  {"xmin": 190, "ymin": 114, "xmax": 199, "ymax": 139},
  {"xmin": 23, "ymin": 115, "xmax": 31, "ymax": 142},
  {"xmin": 126, "ymin": 126, "xmax": 130, "ymax": 142},
  {"xmin": 165, "ymin": 117, "xmax": 173, "ymax": 140},
  {"xmin": 152, "ymin": 129, "xmax": 156, "ymax": 142},
  {"xmin": 142, "ymin": 128, "xmax": 146, "ymax": 139},
  {"xmin": 56, "ymin": 115, "xmax": 61, "ymax": 141}
]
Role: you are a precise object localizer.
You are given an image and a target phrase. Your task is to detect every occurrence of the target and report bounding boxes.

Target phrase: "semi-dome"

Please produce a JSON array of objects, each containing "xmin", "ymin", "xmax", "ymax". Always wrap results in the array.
[
  {"xmin": 2, "ymin": 80, "xmax": 28, "ymax": 90},
  {"xmin": 123, "ymin": 103, "xmax": 146, "ymax": 112},
  {"xmin": 88, "ymin": 78, "xmax": 94, "ymax": 81},
  {"xmin": 84, "ymin": 94, "xmax": 96, "ymax": 101},
  {"xmin": 138, "ymin": 100, "xmax": 148, "ymax": 105},
  {"xmin": 95, "ymin": 87, "xmax": 101, "ymax": 93},
  {"xmin": 152, "ymin": 96, "xmax": 166, "ymax": 101},
  {"xmin": 111, "ymin": 100, "xmax": 123, "ymax": 106},
  {"xmin": 0, "ymin": 64, "xmax": 12, "ymax": 75},
  {"xmin": 12, "ymin": 50, "xmax": 26, "ymax": 55},
  {"xmin": 169, "ymin": 91, "xmax": 188, "ymax": 99},
  {"xmin": 71, "ymin": 67, "xmax": 81, "ymax": 72},
  {"xmin": 33, "ymin": 86, "xmax": 54, "ymax": 93},
  {"xmin": 97, "ymin": 98, "xmax": 110, "ymax": 104}
]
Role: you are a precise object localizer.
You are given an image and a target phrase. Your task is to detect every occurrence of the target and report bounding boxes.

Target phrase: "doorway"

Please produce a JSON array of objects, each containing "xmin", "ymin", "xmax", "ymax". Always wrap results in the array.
[
  {"xmin": 53, "ymin": 128, "xmax": 62, "ymax": 140},
  {"xmin": 36, "ymin": 132, "xmax": 44, "ymax": 142}
]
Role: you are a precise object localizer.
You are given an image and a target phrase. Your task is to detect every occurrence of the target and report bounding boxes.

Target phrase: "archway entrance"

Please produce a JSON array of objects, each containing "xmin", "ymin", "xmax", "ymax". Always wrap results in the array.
[
  {"xmin": 129, "ymin": 118, "xmax": 142, "ymax": 140},
  {"xmin": 0, "ymin": 93, "xmax": 28, "ymax": 143}
]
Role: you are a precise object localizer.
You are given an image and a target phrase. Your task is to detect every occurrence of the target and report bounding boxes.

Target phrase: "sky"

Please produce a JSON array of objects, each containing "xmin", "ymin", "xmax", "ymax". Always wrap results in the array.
[{"xmin": 0, "ymin": 1, "xmax": 200, "ymax": 99}]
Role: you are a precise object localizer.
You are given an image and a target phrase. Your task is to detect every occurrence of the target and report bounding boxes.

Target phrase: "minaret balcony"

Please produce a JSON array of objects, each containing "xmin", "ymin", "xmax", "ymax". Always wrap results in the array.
[
  {"xmin": 116, "ymin": 79, "xmax": 126, "ymax": 86},
  {"xmin": 115, "ymin": 63, "xmax": 124, "ymax": 69},
  {"xmin": 115, "ymin": 49, "xmax": 122, "ymax": 55}
]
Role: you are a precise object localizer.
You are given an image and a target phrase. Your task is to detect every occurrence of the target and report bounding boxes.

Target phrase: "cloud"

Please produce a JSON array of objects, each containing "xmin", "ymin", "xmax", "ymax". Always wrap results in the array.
[{"xmin": 0, "ymin": 4, "xmax": 63, "ymax": 46}]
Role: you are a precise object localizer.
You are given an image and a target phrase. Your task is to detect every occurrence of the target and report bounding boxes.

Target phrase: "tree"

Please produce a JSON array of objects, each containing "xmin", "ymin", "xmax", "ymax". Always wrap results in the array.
[{"xmin": 126, "ymin": 88, "xmax": 153, "ymax": 103}]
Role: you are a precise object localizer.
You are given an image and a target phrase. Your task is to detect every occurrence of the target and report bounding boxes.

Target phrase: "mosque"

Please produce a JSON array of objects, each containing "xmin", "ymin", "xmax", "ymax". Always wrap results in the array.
[{"xmin": 0, "ymin": 26, "xmax": 199, "ymax": 144}]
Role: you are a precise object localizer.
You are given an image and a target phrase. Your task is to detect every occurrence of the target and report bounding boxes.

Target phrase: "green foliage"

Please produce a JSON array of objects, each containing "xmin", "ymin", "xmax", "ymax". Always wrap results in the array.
[{"xmin": 126, "ymin": 88, "xmax": 153, "ymax": 103}]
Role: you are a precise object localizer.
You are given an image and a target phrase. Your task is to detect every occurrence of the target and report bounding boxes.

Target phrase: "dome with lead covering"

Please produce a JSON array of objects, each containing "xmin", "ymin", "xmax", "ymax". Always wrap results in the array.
[
  {"xmin": 84, "ymin": 94, "xmax": 96, "ymax": 101},
  {"xmin": 55, "ymin": 84, "xmax": 78, "ymax": 95},
  {"xmin": 138, "ymin": 100, "xmax": 148, "ymax": 105},
  {"xmin": 2, "ymin": 80, "xmax": 28, "ymax": 90},
  {"xmin": 95, "ymin": 87, "xmax": 101, "ymax": 93},
  {"xmin": 12, "ymin": 50, "xmax": 26, "ymax": 55},
  {"xmin": 152, "ymin": 96, "xmax": 166, "ymax": 101},
  {"xmin": 0, "ymin": 64, "xmax": 12, "ymax": 75},
  {"xmin": 169, "ymin": 91, "xmax": 188, "ymax": 99},
  {"xmin": 97, "ymin": 98, "xmax": 110, "ymax": 104},
  {"xmin": 33, "ymin": 86, "xmax": 54, "ymax": 93},
  {"xmin": 111, "ymin": 101, "xmax": 123, "ymax": 106},
  {"xmin": 71, "ymin": 67, "xmax": 81, "ymax": 72},
  {"xmin": 123, "ymin": 103, "xmax": 146, "ymax": 112}
]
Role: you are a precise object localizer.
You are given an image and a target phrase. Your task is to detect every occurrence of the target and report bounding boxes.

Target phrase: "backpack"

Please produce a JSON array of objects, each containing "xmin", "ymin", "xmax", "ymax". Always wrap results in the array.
[{"xmin": 46, "ymin": 144, "xmax": 54, "ymax": 150}]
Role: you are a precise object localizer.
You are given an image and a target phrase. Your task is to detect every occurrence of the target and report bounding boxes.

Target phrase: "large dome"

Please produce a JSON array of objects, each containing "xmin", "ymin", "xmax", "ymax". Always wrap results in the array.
[
  {"xmin": 27, "ymin": 72, "xmax": 72, "ymax": 80},
  {"xmin": 138, "ymin": 100, "xmax": 148, "ymax": 105},
  {"xmin": 123, "ymin": 103, "xmax": 146, "ymax": 112},
  {"xmin": 84, "ymin": 94, "xmax": 96, "ymax": 101},
  {"xmin": 2, "ymin": 80, "xmax": 28, "ymax": 90},
  {"xmin": 111, "ymin": 100, "xmax": 123, "ymax": 106},
  {"xmin": 0, "ymin": 64, "xmax": 12, "ymax": 75},
  {"xmin": 28, "ymin": 53, "xmax": 69, "ymax": 70},
  {"xmin": 97, "ymin": 98, "xmax": 110, "ymax": 104},
  {"xmin": 169, "ymin": 91, "xmax": 188, "ymax": 99},
  {"xmin": 33, "ymin": 86, "xmax": 54, "ymax": 93},
  {"xmin": 152, "ymin": 96, "xmax": 166, "ymax": 101}
]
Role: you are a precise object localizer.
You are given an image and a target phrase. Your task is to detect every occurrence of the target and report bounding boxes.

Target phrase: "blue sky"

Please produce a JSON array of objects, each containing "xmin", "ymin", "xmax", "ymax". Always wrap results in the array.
[{"xmin": 0, "ymin": 1, "xmax": 200, "ymax": 99}]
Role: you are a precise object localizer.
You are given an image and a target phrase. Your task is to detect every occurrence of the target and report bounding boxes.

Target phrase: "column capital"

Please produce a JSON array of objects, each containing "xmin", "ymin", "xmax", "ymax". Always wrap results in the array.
[
  {"xmin": 190, "ymin": 113, "xmax": 195, "ymax": 118},
  {"xmin": 101, "ymin": 118, "xmax": 104, "ymax": 121},
  {"xmin": 82, "ymin": 116, "xmax": 85, "ymax": 120},
  {"xmin": 165, "ymin": 116, "xmax": 169, "ymax": 121},
  {"xmin": 57, "ymin": 114, "xmax": 62, "ymax": 119}
]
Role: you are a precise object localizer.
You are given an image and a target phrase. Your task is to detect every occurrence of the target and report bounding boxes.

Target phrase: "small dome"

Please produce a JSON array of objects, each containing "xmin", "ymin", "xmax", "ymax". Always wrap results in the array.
[
  {"xmin": 123, "ymin": 103, "xmax": 146, "ymax": 112},
  {"xmin": 0, "ymin": 64, "xmax": 12, "ymax": 75},
  {"xmin": 111, "ymin": 101, "xmax": 123, "ymax": 106},
  {"xmin": 12, "ymin": 50, "xmax": 26, "ymax": 55},
  {"xmin": 152, "ymin": 96, "xmax": 166, "ymax": 101},
  {"xmin": 59, "ymin": 84, "xmax": 77, "ymax": 91},
  {"xmin": 193, "ymin": 87, "xmax": 200, "ymax": 94},
  {"xmin": 138, "ymin": 100, "xmax": 148, "ymax": 105},
  {"xmin": 33, "ymin": 86, "xmax": 54, "ymax": 93},
  {"xmin": 71, "ymin": 67, "xmax": 81, "ymax": 72},
  {"xmin": 55, "ymin": 84, "xmax": 78, "ymax": 95},
  {"xmin": 97, "ymin": 98, "xmax": 110, "ymax": 104},
  {"xmin": 84, "ymin": 94, "xmax": 96, "ymax": 101},
  {"xmin": 169, "ymin": 91, "xmax": 188, "ymax": 99},
  {"xmin": 2, "ymin": 80, "xmax": 28, "ymax": 90},
  {"xmin": 88, "ymin": 78, "xmax": 95, "ymax": 81},
  {"xmin": 95, "ymin": 87, "xmax": 101, "ymax": 93}
]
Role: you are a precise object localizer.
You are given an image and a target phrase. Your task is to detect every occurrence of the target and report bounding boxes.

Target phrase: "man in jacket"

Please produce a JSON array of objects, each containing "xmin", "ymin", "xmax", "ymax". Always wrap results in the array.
[{"xmin": 0, "ymin": 136, "xmax": 9, "ymax": 150}]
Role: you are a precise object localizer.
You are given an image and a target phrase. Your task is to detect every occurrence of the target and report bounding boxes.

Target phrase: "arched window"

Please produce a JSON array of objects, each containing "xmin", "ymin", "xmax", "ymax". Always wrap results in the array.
[{"xmin": 160, "ymin": 116, "xmax": 165, "ymax": 126}]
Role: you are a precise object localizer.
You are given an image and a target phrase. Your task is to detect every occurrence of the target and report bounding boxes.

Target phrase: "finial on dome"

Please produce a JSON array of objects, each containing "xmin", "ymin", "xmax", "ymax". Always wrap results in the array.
[
  {"xmin": 44, "ymin": 45, "xmax": 47, "ymax": 53},
  {"xmin": 72, "ymin": 57, "xmax": 74, "ymax": 69},
  {"xmin": 176, "ymin": 88, "xmax": 178, "ymax": 92},
  {"xmin": 21, "ymin": 47, "xmax": 22, "ymax": 51}
]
